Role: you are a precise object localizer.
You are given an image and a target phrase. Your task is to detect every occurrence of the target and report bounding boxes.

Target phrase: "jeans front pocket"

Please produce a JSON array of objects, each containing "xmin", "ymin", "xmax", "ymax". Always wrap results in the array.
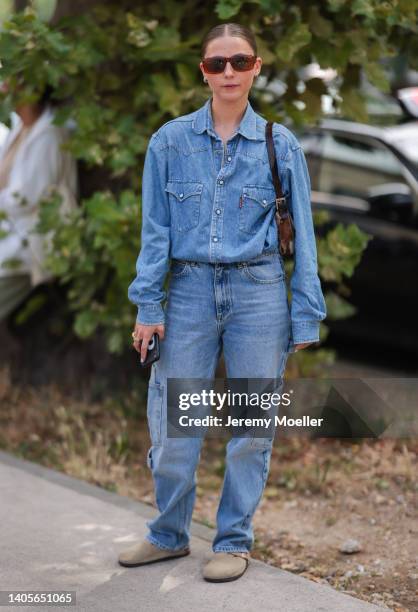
[
  {"xmin": 239, "ymin": 185, "xmax": 276, "ymax": 235},
  {"xmin": 170, "ymin": 259, "xmax": 191, "ymax": 278},
  {"xmin": 165, "ymin": 180, "xmax": 203, "ymax": 232},
  {"xmin": 240, "ymin": 252, "xmax": 285, "ymax": 284},
  {"xmin": 147, "ymin": 381, "xmax": 164, "ymax": 446}
]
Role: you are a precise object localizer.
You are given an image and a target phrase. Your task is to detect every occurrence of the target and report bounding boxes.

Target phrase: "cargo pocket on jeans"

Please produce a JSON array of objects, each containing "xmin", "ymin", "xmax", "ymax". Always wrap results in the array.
[
  {"xmin": 147, "ymin": 381, "xmax": 164, "ymax": 447},
  {"xmin": 250, "ymin": 436, "xmax": 274, "ymax": 450}
]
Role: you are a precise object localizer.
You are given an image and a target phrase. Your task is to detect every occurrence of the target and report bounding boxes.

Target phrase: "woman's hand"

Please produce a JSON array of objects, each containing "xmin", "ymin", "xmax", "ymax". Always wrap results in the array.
[
  {"xmin": 132, "ymin": 323, "xmax": 165, "ymax": 363},
  {"xmin": 294, "ymin": 341, "xmax": 315, "ymax": 352}
]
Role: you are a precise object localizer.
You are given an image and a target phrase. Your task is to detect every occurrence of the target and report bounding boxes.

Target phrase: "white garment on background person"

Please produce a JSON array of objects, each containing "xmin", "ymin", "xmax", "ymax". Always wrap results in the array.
[
  {"xmin": 0, "ymin": 122, "xmax": 9, "ymax": 150},
  {"xmin": 0, "ymin": 105, "xmax": 78, "ymax": 287}
]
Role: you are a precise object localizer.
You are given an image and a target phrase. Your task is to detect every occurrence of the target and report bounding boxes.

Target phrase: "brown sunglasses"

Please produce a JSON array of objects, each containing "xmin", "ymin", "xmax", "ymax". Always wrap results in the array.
[{"xmin": 202, "ymin": 54, "xmax": 257, "ymax": 74}]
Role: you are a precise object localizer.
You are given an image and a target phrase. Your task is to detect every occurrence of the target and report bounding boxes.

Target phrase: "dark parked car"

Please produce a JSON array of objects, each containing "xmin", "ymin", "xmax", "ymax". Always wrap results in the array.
[{"xmin": 297, "ymin": 118, "xmax": 418, "ymax": 353}]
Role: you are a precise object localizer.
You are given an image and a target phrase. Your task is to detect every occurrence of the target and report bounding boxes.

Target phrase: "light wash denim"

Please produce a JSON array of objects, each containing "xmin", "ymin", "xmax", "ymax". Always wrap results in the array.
[
  {"xmin": 128, "ymin": 96, "xmax": 326, "ymax": 345},
  {"xmin": 145, "ymin": 252, "xmax": 293, "ymax": 553}
]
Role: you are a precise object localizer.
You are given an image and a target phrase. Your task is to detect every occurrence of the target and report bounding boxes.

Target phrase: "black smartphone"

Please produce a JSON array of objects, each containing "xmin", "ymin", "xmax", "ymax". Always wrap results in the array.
[{"xmin": 139, "ymin": 332, "xmax": 160, "ymax": 368}]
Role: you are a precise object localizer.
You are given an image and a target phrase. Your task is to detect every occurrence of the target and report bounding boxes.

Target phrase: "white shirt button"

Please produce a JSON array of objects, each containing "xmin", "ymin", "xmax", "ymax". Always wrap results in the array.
[
  {"xmin": 179, "ymin": 193, "xmax": 184, "ymax": 198},
  {"xmin": 227, "ymin": 156, "xmax": 232, "ymax": 161},
  {"xmin": 263, "ymin": 199, "xmax": 267, "ymax": 204},
  {"xmin": 213, "ymin": 237, "xmax": 218, "ymax": 242},
  {"xmin": 219, "ymin": 180, "xmax": 224, "ymax": 185},
  {"xmin": 216, "ymin": 209, "xmax": 221, "ymax": 215}
]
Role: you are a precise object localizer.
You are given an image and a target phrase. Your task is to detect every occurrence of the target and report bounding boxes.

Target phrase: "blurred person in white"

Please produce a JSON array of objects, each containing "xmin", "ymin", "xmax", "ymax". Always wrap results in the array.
[{"xmin": 0, "ymin": 82, "xmax": 78, "ymax": 320}]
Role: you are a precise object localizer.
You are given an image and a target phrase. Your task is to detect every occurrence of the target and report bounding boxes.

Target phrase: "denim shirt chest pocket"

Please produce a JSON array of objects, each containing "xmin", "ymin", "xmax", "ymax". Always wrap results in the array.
[
  {"xmin": 239, "ymin": 185, "xmax": 276, "ymax": 235},
  {"xmin": 165, "ymin": 180, "xmax": 203, "ymax": 232}
]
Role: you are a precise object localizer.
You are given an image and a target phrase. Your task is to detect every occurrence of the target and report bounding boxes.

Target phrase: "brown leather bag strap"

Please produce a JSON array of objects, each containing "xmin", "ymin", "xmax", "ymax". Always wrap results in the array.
[
  {"xmin": 265, "ymin": 121, "xmax": 295, "ymax": 257},
  {"xmin": 266, "ymin": 121, "xmax": 284, "ymax": 200}
]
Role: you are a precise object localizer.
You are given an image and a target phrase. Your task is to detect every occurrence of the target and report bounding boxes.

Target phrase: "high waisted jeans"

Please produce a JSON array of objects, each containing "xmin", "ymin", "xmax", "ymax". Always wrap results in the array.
[{"xmin": 144, "ymin": 249, "xmax": 295, "ymax": 554}]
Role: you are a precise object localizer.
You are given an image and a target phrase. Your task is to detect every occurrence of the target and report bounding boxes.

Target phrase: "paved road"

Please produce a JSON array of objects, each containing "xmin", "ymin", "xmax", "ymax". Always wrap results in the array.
[{"xmin": 0, "ymin": 451, "xmax": 388, "ymax": 612}]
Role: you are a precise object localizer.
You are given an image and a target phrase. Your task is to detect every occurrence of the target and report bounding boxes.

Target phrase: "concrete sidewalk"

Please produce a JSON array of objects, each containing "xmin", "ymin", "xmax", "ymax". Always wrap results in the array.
[{"xmin": 0, "ymin": 450, "xmax": 387, "ymax": 612}]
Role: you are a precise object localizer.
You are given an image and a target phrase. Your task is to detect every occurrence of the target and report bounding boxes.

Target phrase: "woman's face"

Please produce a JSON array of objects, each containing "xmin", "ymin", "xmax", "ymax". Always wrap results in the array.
[{"xmin": 199, "ymin": 35, "xmax": 262, "ymax": 104}]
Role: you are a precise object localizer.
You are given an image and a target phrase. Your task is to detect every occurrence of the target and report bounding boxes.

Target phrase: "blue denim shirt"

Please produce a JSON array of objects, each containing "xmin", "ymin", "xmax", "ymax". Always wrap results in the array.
[{"xmin": 128, "ymin": 96, "xmax": 326, "ymax": 344}]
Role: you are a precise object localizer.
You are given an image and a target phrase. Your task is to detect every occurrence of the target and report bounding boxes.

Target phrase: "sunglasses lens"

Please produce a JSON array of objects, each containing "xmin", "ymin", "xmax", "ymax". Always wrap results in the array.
[
  {"xmin": 202, "ymin": 55, "xmax": 256, "ymax": 74},
  {"xmin": 203, "ymin": 57, "xmax": 226, "ymax": 74},
  {"xmin": 231, "ymin": 55, "xmax": 256, "ymax": 71}
]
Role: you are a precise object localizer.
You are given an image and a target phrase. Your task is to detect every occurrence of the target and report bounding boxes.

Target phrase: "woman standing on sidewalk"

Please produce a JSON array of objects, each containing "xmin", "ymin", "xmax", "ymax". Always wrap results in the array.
[{"xmin": 120, "ymin": 22, "xmax": 326, "ymax": 582}]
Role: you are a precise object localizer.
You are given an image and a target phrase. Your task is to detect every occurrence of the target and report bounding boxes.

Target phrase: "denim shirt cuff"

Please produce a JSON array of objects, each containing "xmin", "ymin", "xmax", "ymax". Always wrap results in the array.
[
  {"xmin": 136, "ymin": 304, "xmax": 165, "ymax": 326},
  {"xmin": 292, "ymin": 320, "xmax": 320, "ymax": 344}
]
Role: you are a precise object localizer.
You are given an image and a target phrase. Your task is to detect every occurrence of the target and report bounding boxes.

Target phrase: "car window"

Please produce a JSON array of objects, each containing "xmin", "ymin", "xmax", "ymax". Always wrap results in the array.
[
  {"xmin": 318, "ymin": 132, "xmax": 409, "ymax": 200},
  {"xmin": 391, "ymin": 135, "xmax": 418, "ymax": 165}
]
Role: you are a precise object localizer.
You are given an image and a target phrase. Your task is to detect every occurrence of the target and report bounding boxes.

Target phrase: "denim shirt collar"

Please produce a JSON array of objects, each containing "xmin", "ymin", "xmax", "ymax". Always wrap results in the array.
[{"xmin": 192, "ymin": 97, "xmax": 260, "ymax": 141}]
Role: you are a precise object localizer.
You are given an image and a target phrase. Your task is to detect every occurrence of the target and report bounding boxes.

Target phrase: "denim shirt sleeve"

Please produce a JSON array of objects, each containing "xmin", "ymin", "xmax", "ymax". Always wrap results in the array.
[
  {"xmin": 284, "ymin": 143, "xmax": 327, "ymax": 344},
  {"xmin": 127, "ymin": 132, "xmax": 170, "ymax": 325}
]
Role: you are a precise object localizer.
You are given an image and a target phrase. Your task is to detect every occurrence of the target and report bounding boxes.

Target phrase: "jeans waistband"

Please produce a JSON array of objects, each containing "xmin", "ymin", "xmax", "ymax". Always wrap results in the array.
[{"xmin": 172, "ymin": 249, "xmax": 280, "ymax": 268}]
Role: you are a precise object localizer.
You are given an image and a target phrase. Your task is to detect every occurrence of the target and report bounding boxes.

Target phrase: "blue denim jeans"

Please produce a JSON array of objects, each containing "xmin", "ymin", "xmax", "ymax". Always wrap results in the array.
[{"xmin": 144, "ymin": 249, "xmax": 294, "ymax": 554}]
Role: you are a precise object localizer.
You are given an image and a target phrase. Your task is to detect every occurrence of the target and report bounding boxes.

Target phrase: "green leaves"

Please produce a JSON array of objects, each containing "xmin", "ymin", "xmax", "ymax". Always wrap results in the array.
[
  {"xmin": 74, "ymin": 309, "xmax": 100, "ymax": 338},
  {"xmin": 32, "ymin": 0, "xmax": 57, "ymax": 23},
  {"xmin": 215, "ymin": 0, "xmax": 244, "ymax": 19},
  {"xmin": 351, "ymin": 0, "xmax": 376, "ymax": 21},
  {"xmin": 363, "ymin": 62, "xmax": 391, "ymax": 93},
  {"xmin": 324, "ymin": 290, "xmax": 357, "ymax": 320},
  {"xmin": 318, "ymin": 222, "xmax": 372, "ymax": 283},
  {"xmin": 327, "ymin": 0, "xmax": 347, "ymax": 12},
  {"xmin": 315, "ymin": 220, "xmax": 372, "ymax": 335},
  {"xmin": 151, "ymin": 72, "xmax": 183, "ymax": 116},
  {"xmin": 308, "ymin": 6, "xmax": 333, "ymax": 39},
  {"xmin": 36, "ymin": 188, "xmax": 140, "ymax": 353},
  {"xmin": 126, "ymin": 13, "xmax": 155, "ymax": 48},
  {"xmin": 276, "ymin": 22, "xmax": 312, "ymax": 63}
]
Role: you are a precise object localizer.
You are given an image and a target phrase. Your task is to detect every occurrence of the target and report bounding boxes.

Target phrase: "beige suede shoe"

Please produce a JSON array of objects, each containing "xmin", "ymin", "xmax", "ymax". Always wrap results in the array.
[
  {"xmin": 203, "ymin": 552, "xmax": 250, "ymax": 583},
  {"xmin": 118, "ymin": 539, "xmax": 190, "ymax": 567}
]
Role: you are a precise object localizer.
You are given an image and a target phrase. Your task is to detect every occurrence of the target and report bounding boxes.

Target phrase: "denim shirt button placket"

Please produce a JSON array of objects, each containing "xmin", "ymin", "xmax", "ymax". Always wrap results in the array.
[{"xmin": 214, "ymin": 149, "xmax": 225, "ymax": 251}]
